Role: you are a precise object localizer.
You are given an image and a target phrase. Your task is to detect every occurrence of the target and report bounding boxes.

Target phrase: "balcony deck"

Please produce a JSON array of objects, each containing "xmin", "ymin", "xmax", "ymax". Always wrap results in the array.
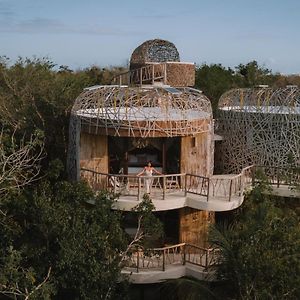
[
  {"xmin": 112, "ymin": 184, "xmax": 246, "ymax": 212},
  {"xmin": 81, "ymin": 165, "xmax": 299, "ymax": 211},
  {"xmin": 121, "ymin": 243, "xmax": 219, "ymax": 284},
  {"xmin": 81, "ymin": 166, "xmax": 253, "ymax": 212}
]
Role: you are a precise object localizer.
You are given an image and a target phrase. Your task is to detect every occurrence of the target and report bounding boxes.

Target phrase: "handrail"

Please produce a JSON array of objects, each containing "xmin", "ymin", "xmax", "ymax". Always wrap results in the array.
[
  {"xmin": 111, "ymin": 63, "xmax": 167, "ymax": 86},
  {"xmin": 80, "ymin": 169, "xmax": 185, "ymax": 200},
  {"xmin": 80, "ymin": 166, "xmax": 257, "ymax": 202},
  {"xmin": 81, "ymin": 168, "xmax": 185, "ymax": 178},
  {"xmin": 253, "ymin": 165, "xmax": 300, "ymax": 188},
  {"xmin": 82, "ymin": 164, "xmax": 300, "ymax": 202},
  {"xmin": 123, "ymin": 242, "xmax": 220, "ymax": 273}
]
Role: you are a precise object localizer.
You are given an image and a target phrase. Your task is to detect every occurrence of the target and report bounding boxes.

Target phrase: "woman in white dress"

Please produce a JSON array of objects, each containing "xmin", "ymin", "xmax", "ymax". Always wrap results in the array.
[{"xmin": 137, "ymin": 161, "xmax": 161, "ymax": 194}]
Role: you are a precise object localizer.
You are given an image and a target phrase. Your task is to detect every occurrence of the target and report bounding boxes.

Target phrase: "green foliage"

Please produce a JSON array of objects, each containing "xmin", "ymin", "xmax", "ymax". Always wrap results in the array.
[
  {"xmin": 195, "ymin": 64, "xmax": 235, "ymax": 113},
  {"xmin": 132, "ymin": 193, "xmax": 163, "ymax": 247},
  {"xmin": 235, "ymin": 60, "xmax": 276, "ymax": 87},
  {"xmin": 209, "ymin": 185, "xmax": 300, "ymax": 299},
  {"xmin": 0, "ymin": 181, "xmax": 128, "ymax": 299},
  {"xmin": 0, "ymin": 57, "xmax": 125, "ymax": 173},
  {"xmin": 0, "ymin": 247, "xmax": 54, "ymax": 299}
]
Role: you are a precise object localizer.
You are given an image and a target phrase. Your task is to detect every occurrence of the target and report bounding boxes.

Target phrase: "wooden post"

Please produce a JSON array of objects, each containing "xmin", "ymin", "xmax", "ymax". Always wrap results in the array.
[
  {"xmin": 114, "ymin": 176, "xmax": 117, "ymax": 194},
  {"xmin": 184, "ymin": 174, "xmax": 187, "ymax": 196},
  {"xmin": 138, "ymin": 177, "xmax": 141, "ymax": 201},
  {"xmin": 163, "ymin": 176, "xmax": 166, "ymax": 200},
  {"xmin": 277, "ymin": 168, "xmax": 280, "ymax": 188},
  {"xmin": 140, "ymin": 68, "xmax": 143, "ymax": 86},
  {"xmin": 162, "ymin": 140, "xmax": 166, "ymax": 174},
  {"xmin": 183, "ymin": 244, "xmax": 186, "ymax": 265},
  {"xmin": 205, "ymin": 249, "xmax": 208, "ymax": 271},
  {"xmin": 228, "ymin": 179, "xmax": 233, "ymax": 202},
  {"xmin": 207, "ymin": 179, "xmax": 210, "ymax": 202},
  {"xmin": 162, "ymin": 249, "xmax": 165, "ymax": 271},
  {"xmin": 136, "ymin": 250, "xmax": 139, "ymax": 273},
  {"xmin": 152, "ymin": 64, "xmax": 155, "ymax": 85},
  {"xmin": 252, "ymin": 165, "xmax": 256, "ymax": 186},
  {"xmin": 163, "ymin": 63, "xmax": 167, "ymax": 85}
]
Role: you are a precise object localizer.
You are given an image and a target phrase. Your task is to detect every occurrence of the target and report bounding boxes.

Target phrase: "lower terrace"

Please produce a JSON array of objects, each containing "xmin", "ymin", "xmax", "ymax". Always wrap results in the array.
[{"xmin": 121, "ymin": 243, "xmax": 219, "ymax": 283}]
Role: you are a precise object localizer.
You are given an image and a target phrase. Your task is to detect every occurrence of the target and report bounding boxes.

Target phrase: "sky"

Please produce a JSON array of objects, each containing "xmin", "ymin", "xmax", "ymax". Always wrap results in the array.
[{"xmin": 0, "ymin": 0, "xmax": 300, "ymax": 74}]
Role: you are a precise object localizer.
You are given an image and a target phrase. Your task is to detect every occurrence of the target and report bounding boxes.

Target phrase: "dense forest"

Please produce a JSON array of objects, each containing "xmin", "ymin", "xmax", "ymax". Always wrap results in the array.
[{"xmin": 0, "ymin": 57, "xmax": 299, "ymax": 299}]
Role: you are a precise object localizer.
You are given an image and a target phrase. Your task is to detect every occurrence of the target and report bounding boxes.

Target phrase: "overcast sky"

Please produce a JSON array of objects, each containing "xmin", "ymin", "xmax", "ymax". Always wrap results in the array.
[{"xmin": 1, "ymin": 0, "xmax": 299, "ymax": 74}]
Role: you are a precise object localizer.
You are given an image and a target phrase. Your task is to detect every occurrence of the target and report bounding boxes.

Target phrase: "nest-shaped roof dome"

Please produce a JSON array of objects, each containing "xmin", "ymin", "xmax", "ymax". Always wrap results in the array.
[
  {"xmin": 218, "ymin": 86, "xmax": 300, "ymax": 115},
  {"xmin": 72, "ymin": 86, "xmax": 212, "ymax": 138},
  {"xmin": 130, "ymin": 39, "xmax": 180, "ymax": 70}
]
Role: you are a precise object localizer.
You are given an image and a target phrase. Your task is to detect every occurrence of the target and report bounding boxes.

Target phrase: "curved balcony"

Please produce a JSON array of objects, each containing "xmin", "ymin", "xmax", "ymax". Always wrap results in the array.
[
  {"xmin": 80, "ymin": 166, "xmax": 254, "ymax": 212},
  {"xmin": 121, "ymin": 243, "xmax": 219, "ymax": 283}
]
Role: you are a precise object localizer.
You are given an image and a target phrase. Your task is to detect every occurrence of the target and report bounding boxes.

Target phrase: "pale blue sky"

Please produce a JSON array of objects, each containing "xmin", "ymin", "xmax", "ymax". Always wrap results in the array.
[{"xmin": 1, "ymin": 0, "xmax": 299, "ymax": 73}]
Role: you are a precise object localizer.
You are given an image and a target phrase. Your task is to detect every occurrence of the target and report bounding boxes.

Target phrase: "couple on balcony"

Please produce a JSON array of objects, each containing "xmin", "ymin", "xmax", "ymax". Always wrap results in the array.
[{"xmin": 137, "ymin": 161, "xmax": 162, "ymax": 194}]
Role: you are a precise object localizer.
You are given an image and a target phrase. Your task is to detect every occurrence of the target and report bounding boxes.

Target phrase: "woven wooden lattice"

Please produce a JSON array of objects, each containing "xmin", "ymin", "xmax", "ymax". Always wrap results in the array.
[
  {"xmin": 67, "ymin": 85, "xmax": 212, "ymax": 180},
  {"xmin": 217, "ymin": 87, "xmax": 300, "ymax": 173},
  {"xmin": 71, "ymin": 86, "xmax": 212, "ymax": 138}
]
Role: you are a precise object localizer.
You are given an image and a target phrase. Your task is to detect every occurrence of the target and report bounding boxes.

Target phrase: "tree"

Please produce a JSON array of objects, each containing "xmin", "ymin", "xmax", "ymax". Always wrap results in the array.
[
  {"xmin": 234, "ymin": 60, "xmax": 277, "ymax": 87},
  {"xmin": 0, "ymin": 180, "xmax": 128, "ymax": 299},
  {"xmin": 209, "ymin": 183, "xmax": 300, "ymax": 299},
  {"xmin": 0, "ymin": 179, "xmax": 164, "ymax": 299},
  {"xmin": 195, "ymin": 64, "xmax": 235, "ymax": 113},
  {"xmin": 0, "ymin": 130, "xmax": 44, "ymax": 197},
  {"xmin": 0, "ymin": 248, "xmax": 53, "ymax": 300}
]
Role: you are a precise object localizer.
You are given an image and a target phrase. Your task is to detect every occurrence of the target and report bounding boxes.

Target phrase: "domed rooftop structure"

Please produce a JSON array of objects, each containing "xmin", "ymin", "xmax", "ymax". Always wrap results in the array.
[
  {"xmin": 130, "ymin": 39, "xmax": 180, "ymax": 70},
  {"xmin": 72, "ymin": 85, "xmax": 212, "ymax": 138},
  {"xmin": 219, "ymin": 86, "xmax": 300, "ymax": 114},
  {"xmin": 217, "ymin": 86, "xmax": 300, "ymax": 172}
]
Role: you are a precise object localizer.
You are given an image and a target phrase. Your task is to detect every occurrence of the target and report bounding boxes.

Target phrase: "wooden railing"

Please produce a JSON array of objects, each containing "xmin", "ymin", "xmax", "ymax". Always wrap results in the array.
[
  {"xmin": 111, "ymin": 63, "xmax": 167, "ymax": 86},
  {"xmin": 80, "ymin": 166, "xmax": 256, "ymax": 202},
  {"xmin": 184, "ymin": 166, "xmax": 255, "ymax": 202},
  {"xmin": 185, "ymin": 174, "xmax": 210, "ymax": 198},
  {"xmin": 123, "ymin": 243, "xmax": 219, "ymax": 273},
  {"xmin": 81, "ymin": 168, "xmax": 185, "ymax": 200},
  {"xmin": 254, "ymin": 165, "xmax": 300, "ymax": 188}
]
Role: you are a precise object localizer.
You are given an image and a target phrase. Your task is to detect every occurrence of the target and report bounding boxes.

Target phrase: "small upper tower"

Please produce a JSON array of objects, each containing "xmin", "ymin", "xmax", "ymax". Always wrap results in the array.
[{"xmin": 114, "ymin": 39, "xmax": 195, "ymax": 87}]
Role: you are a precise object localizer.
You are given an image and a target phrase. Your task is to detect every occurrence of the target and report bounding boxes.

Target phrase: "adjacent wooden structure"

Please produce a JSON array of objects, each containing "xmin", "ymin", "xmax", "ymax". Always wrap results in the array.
[{"xmin": 218, "ymin": 86, "xmax": 300, "ymax": 173}]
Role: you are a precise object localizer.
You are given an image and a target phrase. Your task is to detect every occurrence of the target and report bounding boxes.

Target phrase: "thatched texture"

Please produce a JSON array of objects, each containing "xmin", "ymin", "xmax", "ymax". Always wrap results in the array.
[
  {"xmin": 130, "ymin": 39, "xmax": 180, "ymax": 70},
  {"xmin": 217, "ymin": 86, "xmax": 300, "ymax": 173},
  {"xmin": 165, "ymin": 62, "xmax": 195, "ymax": 87}
]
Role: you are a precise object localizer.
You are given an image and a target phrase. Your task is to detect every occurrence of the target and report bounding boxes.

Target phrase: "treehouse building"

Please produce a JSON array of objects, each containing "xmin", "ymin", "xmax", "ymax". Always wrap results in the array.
[{"xmin": 68, "ymin": 39, "xmax": 252, "ymax": 282}]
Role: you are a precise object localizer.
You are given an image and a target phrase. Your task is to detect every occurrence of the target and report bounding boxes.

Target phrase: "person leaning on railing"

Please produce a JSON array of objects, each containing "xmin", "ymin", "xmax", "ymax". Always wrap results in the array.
[{"xmin": 137, "ymin": 161, "xmax": 162, "ymax": 194}]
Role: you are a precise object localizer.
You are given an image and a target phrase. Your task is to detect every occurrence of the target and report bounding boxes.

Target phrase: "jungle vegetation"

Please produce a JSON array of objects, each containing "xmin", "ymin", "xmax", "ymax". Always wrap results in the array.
[{"xmin": 0, "ymin": 56, "xmax": 299, "ymax": 299}]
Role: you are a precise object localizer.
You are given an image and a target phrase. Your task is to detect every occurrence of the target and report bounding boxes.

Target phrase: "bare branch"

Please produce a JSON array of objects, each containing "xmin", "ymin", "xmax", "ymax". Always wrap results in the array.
[{"xmin": 0, "ymin": 131, "xmax": 45, "ymax": 196}]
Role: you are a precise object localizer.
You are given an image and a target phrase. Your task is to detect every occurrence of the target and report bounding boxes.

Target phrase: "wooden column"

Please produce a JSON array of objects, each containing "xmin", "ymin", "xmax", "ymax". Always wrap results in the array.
[
  {"xmin": 180, "ymin": 129, "xmax": 213, "ymax": 177},
  {"xmin": 179, "ymin": 207, "xmax": 215, "ymax": 247},
  {"xmin": 162, "ymin": 139, "xmax": 166, "ymax": 174},
  {"xmin": 79, "ymin": 133, "xmax": 108, "ymax": 173}
]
